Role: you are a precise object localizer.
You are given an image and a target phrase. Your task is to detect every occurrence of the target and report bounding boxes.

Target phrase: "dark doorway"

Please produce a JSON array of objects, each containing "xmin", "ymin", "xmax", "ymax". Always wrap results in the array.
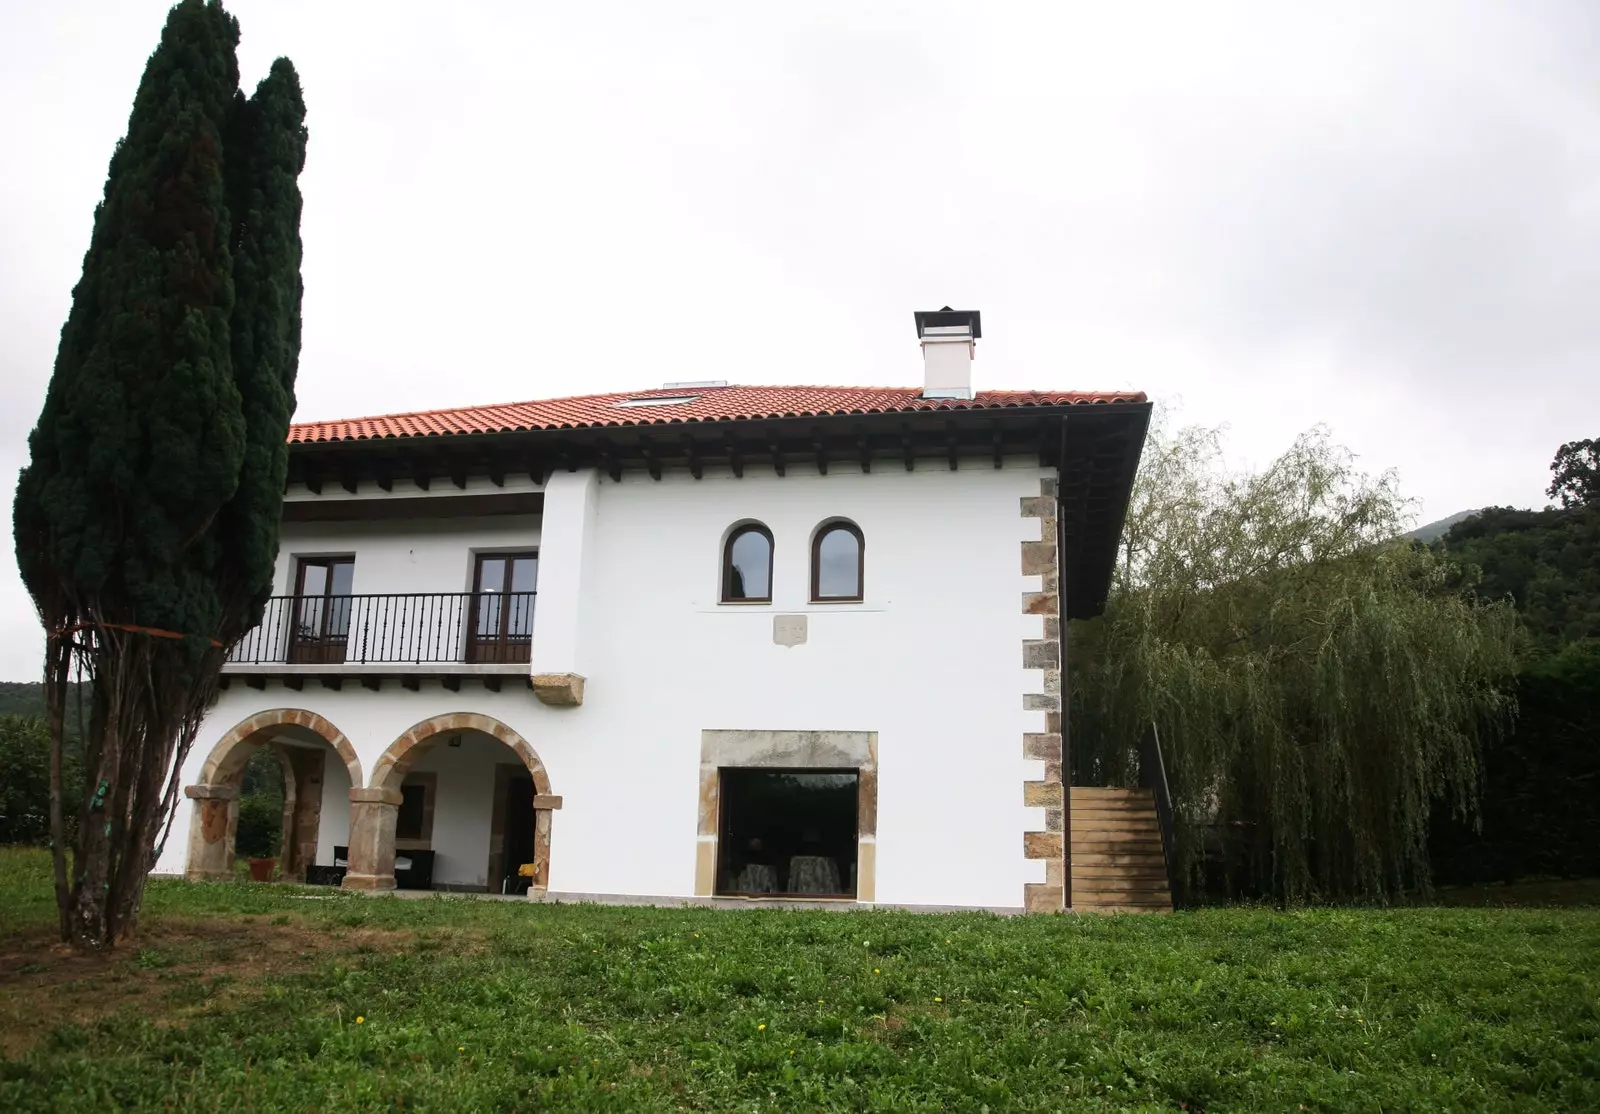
[
  {"xmin": 716, "ymin": 769, "xmax": 858, "ymax": 897},
  {"xmin": 502, "ymin": 775, "xmax": 536, "ymax": 895}
]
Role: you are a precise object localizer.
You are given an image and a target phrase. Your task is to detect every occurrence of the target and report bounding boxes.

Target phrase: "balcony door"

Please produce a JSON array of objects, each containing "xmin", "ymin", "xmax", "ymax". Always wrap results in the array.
[
  {"xmin": 290, "ymin": 557, "xmax": 354, "ymax": 664},
  {"xmin": 469, "ymin": 553, "xmax": 537, "ymax": 663}
]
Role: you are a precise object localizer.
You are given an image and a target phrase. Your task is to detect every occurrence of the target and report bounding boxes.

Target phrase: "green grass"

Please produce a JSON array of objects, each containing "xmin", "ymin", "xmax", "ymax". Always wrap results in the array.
[{"xmin": 0, "ymin": 849, "xmax": 1596, "ymax": 1111}]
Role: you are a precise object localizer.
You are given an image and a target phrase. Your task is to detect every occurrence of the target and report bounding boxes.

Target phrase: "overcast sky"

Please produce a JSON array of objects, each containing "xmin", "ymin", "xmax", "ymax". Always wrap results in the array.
[{"xmin": 2, "ymin": 1, "xmax": 1597, "ymax": 680}]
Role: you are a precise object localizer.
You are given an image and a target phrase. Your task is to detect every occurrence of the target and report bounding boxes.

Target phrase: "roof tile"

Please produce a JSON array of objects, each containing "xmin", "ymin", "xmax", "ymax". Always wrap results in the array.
[{"xmin": 288, "ymin": 385, "xmax": 1147, "ymax": 445}]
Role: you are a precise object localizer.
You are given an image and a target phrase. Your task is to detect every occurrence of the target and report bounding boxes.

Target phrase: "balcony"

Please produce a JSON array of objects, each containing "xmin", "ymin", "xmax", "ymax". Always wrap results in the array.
[{"xmin": 222, "ymin": 592, "xmax": 536, "ymax": 691}]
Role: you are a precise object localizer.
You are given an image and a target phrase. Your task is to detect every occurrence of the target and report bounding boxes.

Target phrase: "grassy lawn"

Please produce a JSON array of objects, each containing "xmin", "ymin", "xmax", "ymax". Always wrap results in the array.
[{"xmin": 0, "ymin": 850, "xmax": 1596, "ymax": 1111}]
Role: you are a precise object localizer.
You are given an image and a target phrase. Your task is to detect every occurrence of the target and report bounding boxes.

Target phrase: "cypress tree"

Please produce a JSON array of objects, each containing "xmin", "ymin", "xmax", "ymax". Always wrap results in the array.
[
  {"xmin": 11, "ymin": 0, "xmax": 305, "ymax": 948},
  {"xmin": 219, "ymin": 58, "xmax": 307, "ymax": 630}
]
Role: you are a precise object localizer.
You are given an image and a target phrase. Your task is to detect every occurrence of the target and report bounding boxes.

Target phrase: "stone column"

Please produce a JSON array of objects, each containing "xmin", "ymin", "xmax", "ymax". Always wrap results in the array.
[
  {"xmin": 283, "ymin": 747, "xmax": 327, "ymax": 882},
  {"xmin": 341, "ymin": 787, "xmax": 400, "ymax": 891},
  {"xmin": 183, "ymin": 783, "xmax": 238, "ymax": 881}
]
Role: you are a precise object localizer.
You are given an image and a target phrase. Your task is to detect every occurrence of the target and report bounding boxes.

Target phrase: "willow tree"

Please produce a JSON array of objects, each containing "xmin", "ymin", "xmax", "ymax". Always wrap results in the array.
[
  {"xmin": 11, "ymin": 0, "xmax": 305, "ymax": 949},
  {"xmin": 1069, "ymin": 425, "xmax": 1521, "ymax": 903}
]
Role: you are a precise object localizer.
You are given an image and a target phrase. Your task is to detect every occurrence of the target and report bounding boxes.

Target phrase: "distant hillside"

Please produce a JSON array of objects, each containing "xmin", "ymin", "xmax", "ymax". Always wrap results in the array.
[
  {"xmin": 1437, "ymin": 505, "xmax": 1600, "ymax": 651},
  {"xmin": 0, "ymin": 682, "xmax": 48, "ymax": 720},
  {"xmin": 0, "ymin": 682, "xmax": 92, "ymax": 725},
  {"xmin": 1405, "ymin": 509, "xmax": 1481, "ymax": 543}
]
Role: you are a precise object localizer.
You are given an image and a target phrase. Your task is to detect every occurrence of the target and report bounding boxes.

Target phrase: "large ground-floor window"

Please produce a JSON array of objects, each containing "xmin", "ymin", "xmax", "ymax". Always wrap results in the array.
[{"xmin": 715, "ymin": 769, "xmax": 858, "ymax": 898}]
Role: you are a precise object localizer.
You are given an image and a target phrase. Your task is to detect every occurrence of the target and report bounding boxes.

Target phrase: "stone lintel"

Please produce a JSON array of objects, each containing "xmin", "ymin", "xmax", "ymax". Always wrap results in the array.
[
  {"xmin": 531, "ymin": 672, "xmax": 586, "ymax": 706},
  {"xmin": 700, "ymin": 729, "xmax": 875, "ymax": 769}
]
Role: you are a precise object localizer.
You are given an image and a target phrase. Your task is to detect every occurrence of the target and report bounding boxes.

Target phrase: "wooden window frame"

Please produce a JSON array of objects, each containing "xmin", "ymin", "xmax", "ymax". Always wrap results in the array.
[
  {"xmin": 810, "ymin": 520, "xmax": 864, "ymax": 603},
  {"xmin": 289, "ymin": 555, "xmax": 355, "ymax": 663},
  {"xmin": 467, "ymin": 551, "xmax": 538, "ymax": 664},
  {"xmin": 720, "ymin": 523, "xmax": 774, "ymax": 604}
]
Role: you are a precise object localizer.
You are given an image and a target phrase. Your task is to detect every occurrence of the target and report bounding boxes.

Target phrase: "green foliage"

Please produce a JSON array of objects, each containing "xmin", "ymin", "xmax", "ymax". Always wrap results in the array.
[
  {"xmin": 0, "ymin": 683, "xmax": 88, "ymax": 729},
  {"xmin": 218, "ymin": 56, "xmax": 306, "ymax": 631},
  {"xmin": 1428, "ymin": 493, "xmax": 1600, "ymax": 885},
  {"xmin": 1439, "ymin": 504, "xmax": 1600, "ymax": 652},
  {"xmin": 0, "ymin": 690, "xmax": 87, "ymax": 846},
  {"xmin": 233, "ymin": 749, "xmax": 283, "ymax": 859},
  {"xmin": 1547, "ymin": 436, "xmax": 1599, "ymax": 508},
  {"xmin": 13, "ymin": 0, "xmax": 246, "ymax": 649},
  {"xmin": 1070, "ymin": 425, "xmax": 1522, "ymax": 903},
  {"xmin": 0, "ymin": 848, "xmax": 1595, "ymax": 1110},
  {"xmin": 1433, "ymin": 639, "xmax": 1600, "ymax": 884},
  {"xmin": 0, "ymin": 718, "xmax": 80, "ymax": 845}
]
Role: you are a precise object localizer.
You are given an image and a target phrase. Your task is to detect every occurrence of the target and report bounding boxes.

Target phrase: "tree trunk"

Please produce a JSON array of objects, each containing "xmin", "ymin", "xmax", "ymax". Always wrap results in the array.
[{"xmin": 44, "ymin": 638, "xmax": 71, "ymax": 943}]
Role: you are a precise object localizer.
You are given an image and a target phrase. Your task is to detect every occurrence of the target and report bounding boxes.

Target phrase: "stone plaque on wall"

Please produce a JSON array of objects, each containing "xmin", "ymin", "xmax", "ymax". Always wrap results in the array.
[{"xmin": 773, "ymin": 614, "xmax": 807, "ymax": 648}]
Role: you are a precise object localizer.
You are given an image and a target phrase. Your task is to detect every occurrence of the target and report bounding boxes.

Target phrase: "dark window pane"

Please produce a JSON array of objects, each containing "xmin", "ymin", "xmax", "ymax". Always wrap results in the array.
[
  {"xmin": 300, "ymin": 563, "xmax": 328, "ymax": 598},
  {"xmin": 716, "ymin": 769, "xmax": 858, "ymax": 896},
  {"xmin": 510, "ymin": 556, "xmax": 538, "ymax": 593},
  {"xmin": 727, "ymin": 529, "xmax": 771, "ymax": 600},
  {"xmin": 477, "ymin": 558, "xmax": 506, "ymax": 593},
  {"xmin": 816, "ymin": 527, "xmax": 861, "ymax": 598},
  {"xmin": 326, "ymin": 594, "xmax": 352, "ymax": 638},
  {"xmin": 396, "ymin": 784, "xmax": 427, "ymax": 841},
  {"xmin": 329, "ymin": 560, "xmax": 354, "ymax": 596},
  {"xmin": 504, "ymin": 593, "xmax": 534, "ymax": 638}
]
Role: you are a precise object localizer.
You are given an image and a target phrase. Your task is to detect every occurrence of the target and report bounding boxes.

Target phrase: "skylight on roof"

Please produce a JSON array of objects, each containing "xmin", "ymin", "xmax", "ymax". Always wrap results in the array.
[{"xmin": 613, "ymin": 395, "xmax": 700, "ymax": 408}]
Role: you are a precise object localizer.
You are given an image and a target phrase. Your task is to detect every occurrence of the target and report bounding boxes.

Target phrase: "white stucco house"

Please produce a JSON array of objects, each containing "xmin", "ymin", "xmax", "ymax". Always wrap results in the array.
[{"xmin": 156, "ymin": 309, "xmax": 1160, "ymax": 913}]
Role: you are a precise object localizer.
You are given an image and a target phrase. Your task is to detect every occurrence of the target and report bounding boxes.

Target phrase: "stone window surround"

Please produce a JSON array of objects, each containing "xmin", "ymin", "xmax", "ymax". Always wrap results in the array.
[{"xmin": 695, "ymin": 729, "xmax": 878, "ymax": 903}]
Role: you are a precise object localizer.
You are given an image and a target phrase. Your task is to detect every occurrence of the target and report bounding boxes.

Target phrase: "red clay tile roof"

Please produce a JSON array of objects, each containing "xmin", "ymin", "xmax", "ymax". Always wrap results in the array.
[{"xmin": 288, "ymin": 385, "xmax": 1147, "ymax": 444}]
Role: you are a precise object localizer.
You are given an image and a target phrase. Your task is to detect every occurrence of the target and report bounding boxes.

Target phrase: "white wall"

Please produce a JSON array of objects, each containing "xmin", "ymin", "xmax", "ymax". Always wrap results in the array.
[
  {"xmin": 405, "ymin": 732, "xmax": 515, "ymax": 889},
  {"xmin": 314, "ymin": 749, "xmax": 352, "ymax": 867},
  {"xmin": 160, "ymin": 461, "xmax": 1050, "ymax": 909},
  {"xmin": 272, "ymin": 515, "xmax": 541, "ymax": 597}
]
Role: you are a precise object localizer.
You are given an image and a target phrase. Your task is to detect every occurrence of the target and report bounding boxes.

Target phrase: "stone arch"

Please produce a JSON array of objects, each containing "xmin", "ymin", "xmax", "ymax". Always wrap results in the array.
[
  {"xmin": 185, "ymin": 709, "xmax": 363, "ymax": 883},
  {"xmin": 371, "ymin": 712, "xmax": 551, "ymax": 796},
  {"xmin": 343, "ymin": 713, "xmax": 560, "ymax": 895},
  {"xmin": 200, "ymin": 708, "xmax": 363, "ymax": 789}
]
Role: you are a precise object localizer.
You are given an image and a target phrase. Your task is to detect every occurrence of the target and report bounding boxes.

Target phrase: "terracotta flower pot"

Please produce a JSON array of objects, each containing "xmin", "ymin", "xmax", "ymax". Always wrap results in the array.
[{"xmin": 248, "ymin": 857, "xmax": 276, "ymax": 883}]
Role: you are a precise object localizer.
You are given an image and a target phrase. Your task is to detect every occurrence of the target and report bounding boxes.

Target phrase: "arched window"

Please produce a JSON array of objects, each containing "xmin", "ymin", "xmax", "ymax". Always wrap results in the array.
[
  {"xmin": 811, "ymin": 520, "xmax": 864, "ymax": 602},
  {"xmin": 721, "ymin": 523, "xmax": 774, "ymax": 603}
]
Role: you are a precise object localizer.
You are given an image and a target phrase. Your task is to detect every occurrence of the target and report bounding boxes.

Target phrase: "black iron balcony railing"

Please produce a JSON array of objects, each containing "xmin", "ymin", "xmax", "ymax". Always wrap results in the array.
[{"xmin": 228, "ymin": 592, "xmax": 536, "ymax": 666}]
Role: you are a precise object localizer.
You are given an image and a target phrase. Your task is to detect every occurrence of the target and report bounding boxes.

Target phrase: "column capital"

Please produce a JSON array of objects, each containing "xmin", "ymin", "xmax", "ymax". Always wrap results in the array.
[{"xmin": 349, "ymin": 787, "xmax": 402, "ymax": 806}]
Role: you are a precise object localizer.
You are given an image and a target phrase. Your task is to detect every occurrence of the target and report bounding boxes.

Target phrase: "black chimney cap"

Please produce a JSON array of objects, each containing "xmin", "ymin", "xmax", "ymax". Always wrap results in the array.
[{"xmin": 914, "ymin": 307, "xmax": 982, "ymax": 339}]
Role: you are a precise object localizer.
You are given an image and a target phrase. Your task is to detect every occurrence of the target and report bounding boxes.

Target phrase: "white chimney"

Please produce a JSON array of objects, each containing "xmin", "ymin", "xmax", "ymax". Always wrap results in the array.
[{"xmin": 915, "ymin": 307, "xmax": 981, "ymax": 400}]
